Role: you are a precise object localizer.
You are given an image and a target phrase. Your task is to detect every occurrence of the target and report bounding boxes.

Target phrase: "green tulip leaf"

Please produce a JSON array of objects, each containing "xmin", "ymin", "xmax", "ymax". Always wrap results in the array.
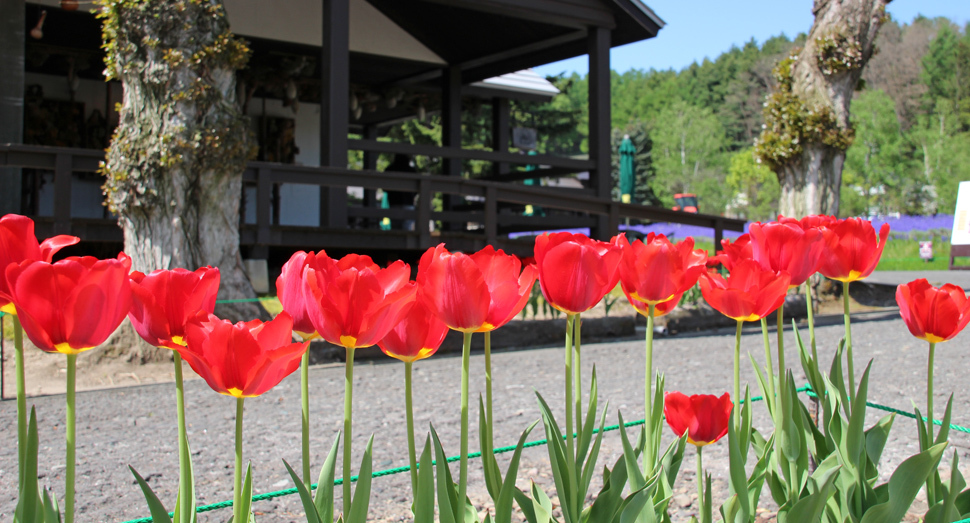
[
  {"xmin": 282, "ymin": 459, "xmax": 322, "ymax": 523},
  {"xmin": 414, "ymin": 437, "xmax": 436, "ymax": 523},
  {"xmin": 860, "ymin": 442, "xmax": 948, "ymax": 523},
  {"xmin": 347, "ymin": 435, "xmax": 374, "ymax": 523},
  {"xmin": 129, "ymin": 465, "xmax": 173, "ymax": 523},
  {"xmin": 314, "ymin": 434, "xmax": 340, "ymax": 523}
]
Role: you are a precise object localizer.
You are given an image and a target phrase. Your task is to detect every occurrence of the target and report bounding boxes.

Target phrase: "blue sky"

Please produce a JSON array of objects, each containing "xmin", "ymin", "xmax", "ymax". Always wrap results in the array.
[{"xmin": 534, "ymin": 0, "xmax": 970, "ymax": 77}]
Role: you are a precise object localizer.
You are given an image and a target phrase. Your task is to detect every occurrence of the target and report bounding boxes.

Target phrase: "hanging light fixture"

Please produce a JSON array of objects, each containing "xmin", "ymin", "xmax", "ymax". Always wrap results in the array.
[
  {"xmin": 285, "ymin": 80, "xmax": 298, "ymax": 100},
  {"xmin": 60, "ymin": 0, "xmax": 79, "ymax": 11},
  {"xmin": 30, "ymin": 10, "xmax": 47, "ymax": 40},
  {"xmin": 416, "ymin": 104, "xmax": 426, "ymax": 122},
  {"xmin": 350, "ymin": 92, "xmax": 359, "ymax": 111}
]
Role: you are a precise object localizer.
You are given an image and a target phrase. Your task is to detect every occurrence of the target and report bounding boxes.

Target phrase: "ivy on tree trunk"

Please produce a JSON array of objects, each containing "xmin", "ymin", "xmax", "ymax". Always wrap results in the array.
[
  {"xmin": 755, "ymin": 0, "xmax": 890, "ymax": 217},
  {"xmin": 99, "ymin": 0, "xmax": 265, "ymax": 322}
]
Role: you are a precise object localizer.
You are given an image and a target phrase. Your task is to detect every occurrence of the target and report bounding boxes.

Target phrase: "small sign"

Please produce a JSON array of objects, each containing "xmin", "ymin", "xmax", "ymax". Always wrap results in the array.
[
  {"xmin": 919, "ymin": 241, "xmax": 933, "ymax": 260},
  {"xmin": 512, "ymin": 127, "xmax": 537, "ymax": 150}
]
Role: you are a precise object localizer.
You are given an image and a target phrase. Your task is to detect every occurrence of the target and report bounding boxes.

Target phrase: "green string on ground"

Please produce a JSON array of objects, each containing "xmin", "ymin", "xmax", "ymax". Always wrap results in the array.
[{"xmin": 109, "ymin": 387, "xmax": 970, "ymax": 523}]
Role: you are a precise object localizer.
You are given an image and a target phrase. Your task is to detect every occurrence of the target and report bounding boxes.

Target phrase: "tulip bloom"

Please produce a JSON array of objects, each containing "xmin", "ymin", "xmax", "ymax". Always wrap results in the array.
[
  {"xmin": 616, "ymin": 233, "xmax": 707, "ymax": 307},
  {"xmin": 302, "ymin": 251, "xmax": 415, "ymax": 515},
  {"xmin": 897, "ymin": 278, "xmax": 970, "ymax": 448},
  {"xmin": 817, "ymin": 218, "xmax": 890, "ymax": 283},
  {"xmin": 378, "ymin": 299, "xmax": 449, "ymax": 363},
  {"xmin": 533, "ymin": 232, "xmax": 621, "ymax": 314},
  {"xmin": 665, "ymin": 390, "xmax": 732, "ymax": 522},
  {"xmin": 624, "ymin": 289, "xmax": 682, "ymax": 319},
  {"xmin": 377, "ymin": 299, "xmax": 449, "ymax": 494},
  {"xmin": 5, "ymin": 254, "xmax": 132, "ymax": 354},
  {"xmin": 181, "ymin": 311, "xmax": 308, "ymax": 398},
  {"xmin": 303, "ymin": 252, "xmax": 415, "ymax": 349},
  {"xmin": 127, "ymin": 266, "xmax": 219, "ymax": 518},
  {"xmin": 182, "ymin": 311, "xmax": 307, "ymax": 523},
  {"xmin": 699, "ymin": 260, "xmax": 790, "ymax": 323},
  {"xmin": 416, "ymin": 244, "xmax": 536, "ymax": 506},
  {"xmin": 417, "ymin": 244, "xmax": 537, "ymax": 333},
  {"xmin": 749, "ymin": 221, "xmax": 823, "ymax": 289},
  {"xmin": 0, "ymin": 214, "xmax": 79, "ymax": 314},
  {"xmin": 276, "ymin": 251, "xmax": 318, "ymax": 341},
  {"xmin": 897, "ymin": 279, "xmax": 970, "ymax": 344},
  {"xmin": 817, "ymin": 218, "xmax": 889, "ymax": 395},
  {"xmin": 4, "ymin": 253, "xmax": 131, "ymax": 523},
  {"xmin": 712, "ymin": 234, "xmax": 752, "ymax": 271},
  {"xmin": 0, "ymin": 214, "xmax": 79, "ymax": 492},
  {"xmin": 664, "ymin": 391, "xmax": 733, "ymax": 447},
  {"xmin": 700, "ymin": 260, "xmax": 789, "ymax": 426},
  {"xmin": 128, "ymin": 267, "xmax": 221, "ymax": 349}
]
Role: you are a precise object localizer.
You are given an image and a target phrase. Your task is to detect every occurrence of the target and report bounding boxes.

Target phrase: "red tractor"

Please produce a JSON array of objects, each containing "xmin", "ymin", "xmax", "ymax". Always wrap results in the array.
[{"xmin": 672, "ymin": 193, "xmax": 698, "ymax": 213}]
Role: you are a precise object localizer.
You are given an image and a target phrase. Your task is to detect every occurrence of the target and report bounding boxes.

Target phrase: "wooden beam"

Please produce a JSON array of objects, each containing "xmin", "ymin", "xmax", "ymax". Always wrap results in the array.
[
  {"xmin": 348, "ymin": 139, "xmax": 594, "ymax": 171},
  {"xmin": 0, "ymin": 0, "xmax": 24, "ymax": 215},
  {"xmin": 588, "ymin": 26, "xmax": 612, "ymax": 240},
  {"xmin": 418, "ymin": 0, "xmax": 615, "ymax": 30},
  {"xmin": 320, "ymin": 0, "xmax": 350, "ymax": 227},
  {"xmin": 442, "ymin": 66, "xmax": 462, "ymax": 177}
]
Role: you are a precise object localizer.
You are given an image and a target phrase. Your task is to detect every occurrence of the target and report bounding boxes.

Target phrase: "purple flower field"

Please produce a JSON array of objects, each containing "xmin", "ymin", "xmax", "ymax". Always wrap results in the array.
[{"xmin": 507, "ymin": 214, "xmax": 955, "ymax": 242}]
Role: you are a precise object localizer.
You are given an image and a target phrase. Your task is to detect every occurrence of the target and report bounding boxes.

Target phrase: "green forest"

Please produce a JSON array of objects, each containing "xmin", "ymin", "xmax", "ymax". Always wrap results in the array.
[{"xmin": 504, "ymin": 15, "xmax": 970, "ymax": 220}]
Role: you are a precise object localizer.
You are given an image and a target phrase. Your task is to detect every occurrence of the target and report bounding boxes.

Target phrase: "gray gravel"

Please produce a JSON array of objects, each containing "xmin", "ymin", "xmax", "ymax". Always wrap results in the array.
[{"xmin": 1, "ymin": 314, "xmax": 966, "ymax": 522}]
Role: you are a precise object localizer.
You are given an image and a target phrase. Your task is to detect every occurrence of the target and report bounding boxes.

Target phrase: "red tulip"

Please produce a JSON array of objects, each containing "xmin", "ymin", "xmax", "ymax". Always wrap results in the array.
[
  {"xmin": 896, "ymin": 279, "xmax": 970, "ymax": 344},
  {"xmin": 276, "ymin": 251, "xmax": 318, "ymax": 340},
  {"xmin": 0, "ymin": 214, "xmax": 79, "ymax": 314},
  {"xmin": 4, "ymin": 254, "xmax": 132, "ymax": 354},
  {"xmin": 712, "ymin": 234, "xmax": 752, "ymax": 271},
  {"xmin": 378, "ymin": 299, "xmax": 450, "ymax": 362},
  {"xmin": 664, "ymin": 391, "xmax": 732, "ymax": 447},
  {"xmin": 616, "ymin": 233, "xmax": 707, "ymax": 307},
  {"xmin": 533, "ymin": 232, "xmax": 621, "ymax": 315},
  {"xmin": 748, "ymin": 221, "xmax": 824, "ymax": 288},
  {"xmin": 417, "ymin": 244, "xmax": 537, "ymax": 332},
  {"xmin": 180, "ymin": 311, "xmax": 307, "ymax": 398},
  {"xmin": 128, "ymin": 267, "xmax": 220, "ymax": 350},
  {"xmin": 699, "ymin": 260, "xmax": 790, "ymax": 322},
  {"xmin": 817, "ymin": 218, "xmax": 890, "ymax": 283},
  {"xmin": 302, "ymin": 251, "xmax": 415, "ymax": 348}
]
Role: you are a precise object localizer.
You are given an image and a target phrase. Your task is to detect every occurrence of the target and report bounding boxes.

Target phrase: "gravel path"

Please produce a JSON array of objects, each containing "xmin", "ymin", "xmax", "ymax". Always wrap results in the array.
[{"xmin": 1, "ymin": 314, "xmax": 965, "ymax": 522}]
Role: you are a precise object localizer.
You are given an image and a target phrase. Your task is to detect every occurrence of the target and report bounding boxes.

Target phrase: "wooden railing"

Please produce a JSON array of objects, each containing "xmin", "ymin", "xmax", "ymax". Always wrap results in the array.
[{"xmin": 0, "ymin": 144, "xmax": 746, "ymax": 255}]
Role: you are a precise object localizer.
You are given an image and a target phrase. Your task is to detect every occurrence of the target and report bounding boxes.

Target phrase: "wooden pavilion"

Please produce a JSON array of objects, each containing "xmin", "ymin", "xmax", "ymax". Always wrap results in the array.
[{"xmin": 0, "ymin": 0, "xmax": 744, "ymax": 267}]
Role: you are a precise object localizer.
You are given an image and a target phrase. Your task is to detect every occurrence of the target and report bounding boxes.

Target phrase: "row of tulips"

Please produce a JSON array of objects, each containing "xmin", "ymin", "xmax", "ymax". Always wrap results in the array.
[{"xmin": 3, "ymin": 210, "xmax": 968, "ymax": 523}]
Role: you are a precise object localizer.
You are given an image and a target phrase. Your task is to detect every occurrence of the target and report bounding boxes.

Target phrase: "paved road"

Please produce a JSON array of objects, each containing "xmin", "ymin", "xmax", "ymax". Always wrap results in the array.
[{"xmin": 0, "ymin": 315, "xmax": 964, "ymax": 522}]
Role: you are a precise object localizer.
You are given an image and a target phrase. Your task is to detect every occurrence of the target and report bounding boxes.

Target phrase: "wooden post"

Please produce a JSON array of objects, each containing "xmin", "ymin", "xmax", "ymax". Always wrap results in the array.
[
  {"xmin": 320, "ymin": 0, "xmax": 349, "ymax": 228},
  {"xmin": 713, "ymin": 218, "xmax": 723, "ymax": 252},
  {"xmin": 362, "ymin": 125, "xmax": 379, "ymax": 227},
  {"xmin": 53, "ymin": 154, "xmax": 72, "ymax": 235},
  {"xmin": 0, "ymin": 0, "xmax": 24, "ymax": 215},
  {"xmin": 418, "ymin": 178, "xmax": 432, "ymax": 248},
  {"xmin": 588, "ymin": 26, "xmax": 612, "ymax": 240},
  {"xmin": 492, "ymin": 97, "xmax": 510, "ymax": 176},
  {"xmin": 485, "ymin": 185, "xmax": 497, "ymax": 246},
  {"xmin": 441, "ymin": 66, "xmax": 461, "ymax": 230}
]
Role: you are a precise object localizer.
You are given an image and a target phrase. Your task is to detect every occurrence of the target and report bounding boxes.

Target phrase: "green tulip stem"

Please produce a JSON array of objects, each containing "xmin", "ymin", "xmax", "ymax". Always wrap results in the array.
[
  {"xmin": 695, "ymin": 446, "xmax": 704, "ymax": 518},
  {"xmin": 485, "ymin": 331, "xmax": 493, "ymax": 451},
  {"xmin": 574, "ymin": 313, "xmax": 582, "ymax": 447},
  {"xmin": 842, "ymin": 281, "xmax": 855, "ymax": 396},
  {"xmin": 760, "ymin": 318, "xmax": 776, "ymax": 420},
  {"xmin": 458, "ymin": 332, "xmax": 472, "ymax": 509},
  {"xmin": 804, "ymin": 282, "xmax": 818, "ymax": 363},
  {"xmin": 343, "ymin": 347, "xmax": 356, "ymax": 517},
  {"xmin": 173, "ymin": 352, "xmax": 191, "ymax": 518},
  {"xmin": 564, "ymin": 314, "xmax": 575, "ymax": 470},
  {"xmin": 14, "ymin": 316, "xmax": 26, "ymax": 483},
  {"xmin": 734, "ymin": 320, "xmax": 742, "ymax": 428},
  {"xmin": 405, "ymin": 360, "xmax": 418, "ymax": 496},
  {"xmin": 65, "ymin": 353, "xmax": 77, "ymax": 523},
  {"xmin": 301, "ymin": 350, "xmax": 311, "ymax": 489},
  {"xmin": 644, "ymin": 304, "xmax": 656, "ymax": 477},
  {"xmin": 233, "ymin": 397, "xmax": 245, "ymax": 523},
  {"xmin": 927, "ymin": 341, "xmax": 936, "ymax": 444},
  {"xmin": 776, "ymin": 302, "xmax": 786, "ymax": 376}
]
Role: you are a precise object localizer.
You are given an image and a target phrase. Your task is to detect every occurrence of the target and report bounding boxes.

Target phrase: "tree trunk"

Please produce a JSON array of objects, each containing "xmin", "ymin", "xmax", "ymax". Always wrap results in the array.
[
  {"xmin": 758, "ymin": 0, "xmax": 889, "ymax": 218},
  {"xmin": 100, "ymin": 0, "xmax": 264, "ymax": 323}
]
